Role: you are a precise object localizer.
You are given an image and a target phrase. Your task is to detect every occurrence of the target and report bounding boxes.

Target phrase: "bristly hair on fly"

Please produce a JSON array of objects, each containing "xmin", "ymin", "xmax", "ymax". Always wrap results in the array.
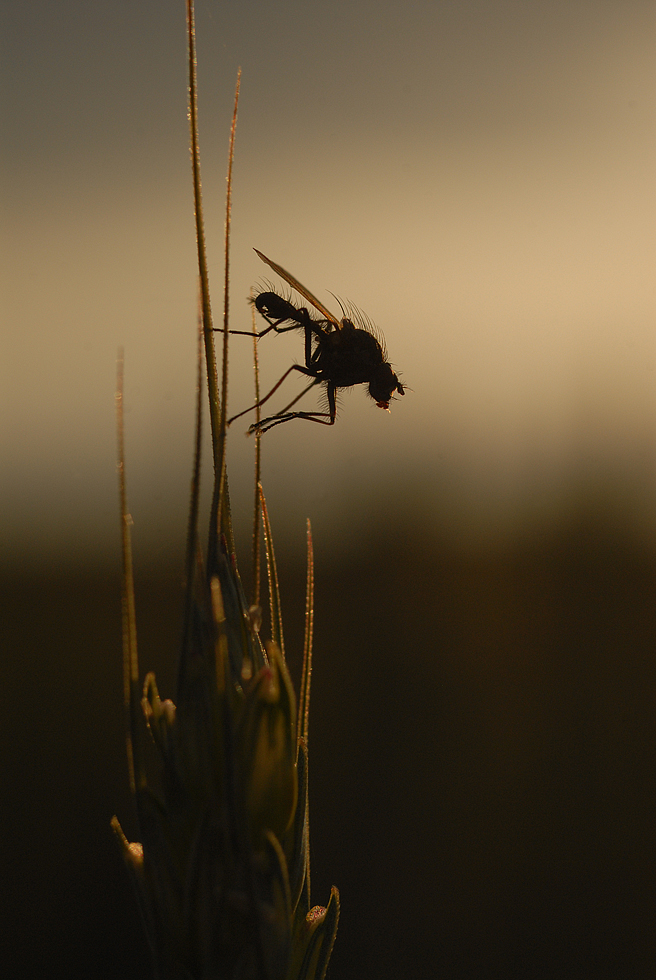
[{"xmin": 328, "ymin": 293, "xmax": 391, "ymax": 357}]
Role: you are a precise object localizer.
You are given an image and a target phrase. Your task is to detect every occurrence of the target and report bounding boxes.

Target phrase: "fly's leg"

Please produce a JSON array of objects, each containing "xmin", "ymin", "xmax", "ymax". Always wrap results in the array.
[
  {"xmin": 248, "ymin": 383, "xmax": 337, "ymax": 434},
  {"xmin": 249, "ymin": 411, "xmax": 334, "ymax": 434},
  {"xmin": 227, "ymin": 363, "xmax": 317, "ymax": 426},
  {"xmin": 225, "ymin": 320, "xmax": 299, "ymax": 339},
  {"xmin": 275, "ymin": 378, "xmax": 321, "ymax": 415},
  {"xmin": 223, "ymin": 306, "xmax": 316, "ymax": 339}
]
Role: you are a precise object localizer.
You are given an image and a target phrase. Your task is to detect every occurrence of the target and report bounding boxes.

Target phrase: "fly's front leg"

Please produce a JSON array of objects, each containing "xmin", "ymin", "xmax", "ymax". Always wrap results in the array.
[
  {"xmin": 223, "ymin": 321, "xmax": 299, "ymax": 339},
  {"xmin": 226, "ymin": 304, "xmax": 314, "ymax": 339}
]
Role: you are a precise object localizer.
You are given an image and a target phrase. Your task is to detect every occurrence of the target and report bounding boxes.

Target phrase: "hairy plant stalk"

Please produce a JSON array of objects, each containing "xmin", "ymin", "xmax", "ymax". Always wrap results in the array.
[{"xmin": 111, "ymin": 4, "xmax": 339, "ymax": 979}]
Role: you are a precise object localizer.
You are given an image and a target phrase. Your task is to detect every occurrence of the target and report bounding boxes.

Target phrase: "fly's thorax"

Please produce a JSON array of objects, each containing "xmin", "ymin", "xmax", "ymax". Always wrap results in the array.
[{"xmin": 334, "ymin": 321, "xmax": 384, "ymax": 356}]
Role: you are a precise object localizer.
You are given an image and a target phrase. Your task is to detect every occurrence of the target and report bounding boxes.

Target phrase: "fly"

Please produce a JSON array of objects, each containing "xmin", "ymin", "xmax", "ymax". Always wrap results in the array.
[{"xmin": 227, "ymin": 249, "xmax": 405, "ymax": 434}]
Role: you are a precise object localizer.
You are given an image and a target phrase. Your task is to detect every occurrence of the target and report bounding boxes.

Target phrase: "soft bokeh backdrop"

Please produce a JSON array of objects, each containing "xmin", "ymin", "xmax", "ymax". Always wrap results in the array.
[
  {"xmin": 4, "ymin": 0, "xmax": 655, "ymax": 567},
  {"xmin": 3, "ymin": 1, "xmax": 656, "ymax": 978}
]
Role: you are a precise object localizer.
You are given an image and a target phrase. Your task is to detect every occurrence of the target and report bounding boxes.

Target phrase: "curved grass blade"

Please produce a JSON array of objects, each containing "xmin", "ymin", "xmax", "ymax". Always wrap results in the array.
[
  {"xmin": 292, "ymin": 888, "xmax": 340, "ymax": 980},
  {"xmin": 285, "ymin": 738, "xmax": 309, "ymax": 916}
]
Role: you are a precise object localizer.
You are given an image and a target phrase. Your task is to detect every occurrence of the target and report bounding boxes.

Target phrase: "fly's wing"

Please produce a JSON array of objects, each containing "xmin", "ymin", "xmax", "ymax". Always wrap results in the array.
[{"xmin": 254, "ymin": 249, "xmax": 341, "ymax": 330}]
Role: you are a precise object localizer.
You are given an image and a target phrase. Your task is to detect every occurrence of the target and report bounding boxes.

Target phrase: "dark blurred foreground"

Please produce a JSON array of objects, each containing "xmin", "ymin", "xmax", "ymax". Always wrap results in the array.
[{"xmin": 3, "ymin": 501, "xmax": 656, "ymax": 980}]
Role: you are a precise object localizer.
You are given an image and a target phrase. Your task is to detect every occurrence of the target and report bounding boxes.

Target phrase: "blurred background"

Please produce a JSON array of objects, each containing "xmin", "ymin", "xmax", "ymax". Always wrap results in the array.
[{"xmin": 2, "ymin": 1, "xmax": 655, "ymax": 977}]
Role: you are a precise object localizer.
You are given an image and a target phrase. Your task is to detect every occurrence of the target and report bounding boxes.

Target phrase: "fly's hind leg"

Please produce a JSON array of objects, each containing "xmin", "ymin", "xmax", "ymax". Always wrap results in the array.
[
  {"xmin": 227, "ymin": 363, "xmax": 317, "ymax": 426},
  {"xmin": 248, "ymin": 383, "xmax": 337, "ymax": 435}
]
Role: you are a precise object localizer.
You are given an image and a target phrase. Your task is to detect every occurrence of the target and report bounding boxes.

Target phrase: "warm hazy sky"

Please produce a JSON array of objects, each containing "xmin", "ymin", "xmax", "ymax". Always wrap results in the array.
[{"xmin": 2, "ymin": 0, "xmax": 654, "ymax": 567}]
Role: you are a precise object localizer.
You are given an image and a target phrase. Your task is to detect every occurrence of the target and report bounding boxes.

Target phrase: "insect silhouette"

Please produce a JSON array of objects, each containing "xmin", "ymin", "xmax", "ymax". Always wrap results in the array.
[{"xmin": 226, "ymin": 249, "xmax": 405, "ymax": 434}]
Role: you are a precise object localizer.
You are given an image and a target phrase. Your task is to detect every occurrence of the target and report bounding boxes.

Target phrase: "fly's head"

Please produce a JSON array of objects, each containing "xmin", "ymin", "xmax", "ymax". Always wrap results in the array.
[{"xmin": 369, "ymin": 362, "xmax": 405, "ymax": 410}]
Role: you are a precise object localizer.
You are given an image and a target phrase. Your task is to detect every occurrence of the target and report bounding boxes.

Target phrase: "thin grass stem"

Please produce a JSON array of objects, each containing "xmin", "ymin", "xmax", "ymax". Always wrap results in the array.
[
  {"xmin": 217, "ymin": 69, "xmax": 241, "ymax": 531},
  {"xmin": 259, "ymin": 483, "xmax": 285, "ymax": 660},
  {"xmin": 186, "ymin": 0, "xmax": 218, "ymax": 442},
  {"xmin": 116, "ymin": 350, "xmax": 143, "ymax": 793},
  {"xmin": 250, "ymin": 290, "xmax": 262, "ymax": 608},
  {"xmin": 180, "ymin": 306, "xmax": 204, "ymax": 669},
  {"xmin": 299, "ymin": 519, "xmax": 314, "ymax": 744}
]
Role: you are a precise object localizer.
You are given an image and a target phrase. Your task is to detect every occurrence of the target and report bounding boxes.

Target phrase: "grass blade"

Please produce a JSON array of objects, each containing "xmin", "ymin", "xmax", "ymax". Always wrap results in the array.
[
  {"xmin": 116, "ymin": 351, "xmax": 143, "ymax": 793},
  {"xmin": 259, "ymin": 483, "xmax": 285, "ymax": 660}
]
